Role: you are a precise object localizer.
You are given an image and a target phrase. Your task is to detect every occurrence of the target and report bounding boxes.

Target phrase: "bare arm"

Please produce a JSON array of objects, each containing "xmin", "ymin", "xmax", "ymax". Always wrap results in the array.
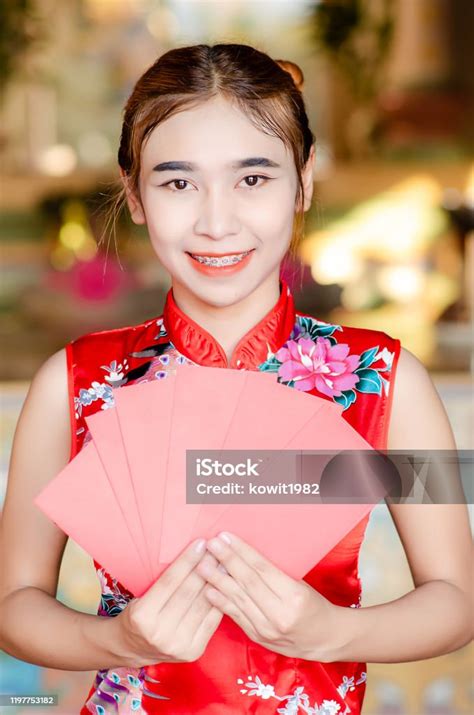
[
  {"xmin": 326, "ymin": 347, "xmax": 473, "ymax": 663},
  {"xmin": 0, "ymin": 349, "xmax": 223, "ymax": 672},
  {"xmin": 0, "ymin": 348, "xmax": 132, "ymax": 670}
]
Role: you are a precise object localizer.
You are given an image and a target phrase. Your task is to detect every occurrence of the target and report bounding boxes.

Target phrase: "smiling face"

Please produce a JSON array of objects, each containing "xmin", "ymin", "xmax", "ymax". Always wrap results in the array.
[{"xmin": 123, "ymin": 94, "xmax": 314, "ymax": 309}]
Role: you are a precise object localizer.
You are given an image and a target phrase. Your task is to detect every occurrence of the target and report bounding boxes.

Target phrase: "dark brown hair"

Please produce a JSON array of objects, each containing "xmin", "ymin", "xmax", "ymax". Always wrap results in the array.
[{"xmin": 110, "ymin": 43, "xmax": 315, "ymax": 259}]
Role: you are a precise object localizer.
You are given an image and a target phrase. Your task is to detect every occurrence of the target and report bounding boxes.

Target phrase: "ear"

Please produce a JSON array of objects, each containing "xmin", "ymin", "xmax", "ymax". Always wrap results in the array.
[
  {"xmin": 119, "ymin": 168, "xmax": 146, "ymax": 225},
  {"xmin": 298, "ymin": 143, "xmax": 316, "ymax": 212}
]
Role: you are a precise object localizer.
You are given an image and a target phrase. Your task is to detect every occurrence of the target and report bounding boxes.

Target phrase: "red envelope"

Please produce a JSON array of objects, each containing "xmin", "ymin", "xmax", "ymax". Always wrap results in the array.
[
  {"xmin": 112, "ymin": 375, "xmax": 177, "ymax": 571},
  {"xmin": 157, "ymin": 365, "xmax": 249, "ymax": 565},
  {"xmin": 190, "ymin": 370, "xmax": 334, "ymax": 542},
  {"xmin": 33, "ymin": 440, "xmax": 157, "ymax": 597},
  {"xmin": 85, "ymin": 407, "xmax": 152, "ymax": 576},
  {"xmin": 204, "ymin": 406, "xmax": 383, "ymax": 579}
]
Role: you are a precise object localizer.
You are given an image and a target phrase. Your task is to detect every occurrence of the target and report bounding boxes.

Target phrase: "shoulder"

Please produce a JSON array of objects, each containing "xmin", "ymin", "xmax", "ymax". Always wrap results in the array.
[
  {"xmin": 393, "ymin": 346, "xmax": 440, "ymax": 404},
  {"xmin": 22, "ymin": 348, "xmax": 70, "ymax": 431},
  {"xmin": 388, "ymin": 347, "xmax": 456, "ymax": 449},
  {"xmin": 15, "ymin": 348, "xmax": 71, "ymax": 465},
  {"xmin": 28, "ymin": 347, "xmax": 68, "ymax": 404}
]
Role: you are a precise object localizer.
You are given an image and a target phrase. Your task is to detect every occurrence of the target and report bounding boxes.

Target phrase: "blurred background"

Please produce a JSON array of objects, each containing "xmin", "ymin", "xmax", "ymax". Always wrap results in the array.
[{"xmin": 0, "ymin": 1, "xmax": 472, "ymax": 713}]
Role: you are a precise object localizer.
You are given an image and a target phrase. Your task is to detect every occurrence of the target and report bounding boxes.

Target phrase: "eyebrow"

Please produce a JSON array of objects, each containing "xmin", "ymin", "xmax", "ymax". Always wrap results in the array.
[{"xmin": 152, "ymin": 157, "xmax": 281, "ymax": 172}]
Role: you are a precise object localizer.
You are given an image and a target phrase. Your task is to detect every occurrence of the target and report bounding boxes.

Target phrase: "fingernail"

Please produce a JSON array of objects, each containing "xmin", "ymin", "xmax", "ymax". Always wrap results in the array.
[
  {"xmin": 218, "ymin": 532, "xmax": 232, "ymax": 544},
  {"xmin": 194, "ymin": 539, "xmax": 206, "ymax": 553},
  {"xmin": 208, "ymin": 538, "xmax": 224, "ymax": 554}
]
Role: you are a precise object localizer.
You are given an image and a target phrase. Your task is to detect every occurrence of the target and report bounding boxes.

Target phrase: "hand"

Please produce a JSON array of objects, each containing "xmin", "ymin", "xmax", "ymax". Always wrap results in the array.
[
  {"xmin": 115, "ymin": 539, "xmax": 223, "ymax": 667},
  {"xmin": 195, "ymin": 531, "xmax": 337, "ymax": 661}
]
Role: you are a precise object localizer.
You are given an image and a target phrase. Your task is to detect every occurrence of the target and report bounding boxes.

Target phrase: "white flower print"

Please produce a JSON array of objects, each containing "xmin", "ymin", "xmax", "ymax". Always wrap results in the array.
[
  {"xmin": 101, "ymin": 358, "xmax": 130, "ymax": 384},
  {"xmin": 237, "ymin": 669, "xmax": 366, "ymax": 714},
  {"xmin": 317, "ymin": 701, "xmax": 341, "ymax": 715},
  {"xmin": 96, "ymin": 568, "xmax": 132, "ymax": 613},
  {"xmin": 337, "ymin": 676, "xmax": 355, "ymax": 699},
  {"xmin": 238, "ymin": 675, "xmax": 276, "ymax": 699},
  {"xmin": 375, "ymin": 346, "xmax": 394, "ymax": 370},
  {"xmin": 100, "ymin": 399, "xmax": 115, "ymax": 411},
  {"xmin": 337, "ymin": 672, "xmax": 367, "ymax": 700},
  {"xmin": 74, "ymin": 380, "xmax": 115, "ymax": 418},
  {"xmin": 153, "ymin": 317, "xmax": 169, "ymax": 340},
  {"xmin": 374, "ymin": 347, "xmax": 395, "ymax": 397}
]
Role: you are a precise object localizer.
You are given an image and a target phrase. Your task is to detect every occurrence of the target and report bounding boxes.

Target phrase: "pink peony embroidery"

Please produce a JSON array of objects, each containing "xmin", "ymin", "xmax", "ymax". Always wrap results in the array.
[{"xmin": 275, "ymin": 337, "xmax": 360, "ymax": 397}]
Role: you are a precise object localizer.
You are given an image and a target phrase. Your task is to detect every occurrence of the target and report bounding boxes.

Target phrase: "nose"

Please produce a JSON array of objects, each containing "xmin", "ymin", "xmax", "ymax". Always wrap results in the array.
[{"xmin": 194, "ymin": 187, "xmax": 240, "ymax": 241}]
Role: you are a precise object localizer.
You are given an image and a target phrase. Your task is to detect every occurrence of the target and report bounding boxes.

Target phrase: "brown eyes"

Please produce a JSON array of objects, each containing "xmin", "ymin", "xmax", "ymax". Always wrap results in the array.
[
  {"xmin": 161, "ymin": 175, "xmax": 271, "ymax": 191},
  {"xmin": 166, "ymin": 179, "xmax": 189, "ymax": 191},
  {"xmin": 242, "ymin": 175, "xmax": 268, "ymax": 188}
]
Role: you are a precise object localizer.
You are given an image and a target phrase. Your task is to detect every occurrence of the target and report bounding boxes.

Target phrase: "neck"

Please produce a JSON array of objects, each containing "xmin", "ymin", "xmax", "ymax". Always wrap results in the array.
[{"xmin": 170, "ymin": 272, "xmax": 281, "ymax": 364}]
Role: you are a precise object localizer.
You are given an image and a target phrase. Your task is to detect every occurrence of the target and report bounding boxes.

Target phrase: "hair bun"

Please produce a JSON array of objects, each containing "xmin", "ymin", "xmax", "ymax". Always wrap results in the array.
[{"xmin": 275, "ymin": 59, "xmax": 304, "ymax": 91}]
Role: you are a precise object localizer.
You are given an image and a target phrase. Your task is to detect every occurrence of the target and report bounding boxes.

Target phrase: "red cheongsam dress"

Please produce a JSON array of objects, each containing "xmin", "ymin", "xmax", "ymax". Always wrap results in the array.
[{"xmin": 69, "ymin": 277, "xmax": 401, "ymax": 715}]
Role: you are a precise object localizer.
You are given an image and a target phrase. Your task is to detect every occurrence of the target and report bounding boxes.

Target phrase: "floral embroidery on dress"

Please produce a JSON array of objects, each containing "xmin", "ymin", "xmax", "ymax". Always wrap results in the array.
[
  {"xmin": 83, "ymin": 667, "xmax": 146, "ymax": 714},
  {"xmin": 259, "ymin": 315, "xmax": 396, "ymax": 411},
  {"xmin": 74, "ymin": 381, "xmax": 115, "ymax": 420},
  {"xmin": 74, "ymin": 314, "xmax": 395, "ymax": 436},
  {"xmin": 74, "ymin": 317, "xmax": 169, "ymax": 425},
  {"xmin": 237, "ymin": 670, "xmax": 367, "ymax": 714},
  {"xmin": 81, "ymin": 567, "xmax": 148, "ymax": 713},
  {"xmin": 74, "ymin": 329, "xmax": 195, "ymax": 443},
  {"xmin": 96, "ymin": 567, "xmax": 134, "ymax": 617}
]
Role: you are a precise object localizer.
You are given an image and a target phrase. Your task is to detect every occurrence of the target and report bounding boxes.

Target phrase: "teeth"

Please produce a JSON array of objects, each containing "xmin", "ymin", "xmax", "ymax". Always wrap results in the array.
[{"xmin": 190, "ymin": 250, "xmax": 251, "ymax": 267}]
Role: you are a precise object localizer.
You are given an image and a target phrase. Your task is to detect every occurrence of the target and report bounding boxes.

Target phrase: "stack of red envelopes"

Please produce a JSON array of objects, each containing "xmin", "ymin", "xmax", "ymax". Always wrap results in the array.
[{"xmin": 34, "ymin": 364, "xmax": 384, "ymax": 597}]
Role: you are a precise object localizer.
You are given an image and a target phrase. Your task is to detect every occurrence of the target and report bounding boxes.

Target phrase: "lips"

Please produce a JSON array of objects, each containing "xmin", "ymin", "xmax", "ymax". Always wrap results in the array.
[
  {"xmin": 186, "ymin": 248, "xmax": 255, "ymax": 274},
  {"xmin": 186, "ymin": 250, "xmax": 254, "ymax": 258}
]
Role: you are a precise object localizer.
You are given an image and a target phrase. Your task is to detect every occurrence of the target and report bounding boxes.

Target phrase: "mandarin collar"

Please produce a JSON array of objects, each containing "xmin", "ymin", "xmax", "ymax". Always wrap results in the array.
[{"xmin": 162, "ymin": 278, "xmax": 296, "ymax": 370}]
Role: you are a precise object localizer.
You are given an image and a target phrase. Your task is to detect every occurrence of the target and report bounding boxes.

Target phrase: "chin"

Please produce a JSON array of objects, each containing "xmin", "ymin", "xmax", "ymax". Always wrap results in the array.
[{"xmin": 187, "ymin": 277, "xmax": 259, "ymax": 308}]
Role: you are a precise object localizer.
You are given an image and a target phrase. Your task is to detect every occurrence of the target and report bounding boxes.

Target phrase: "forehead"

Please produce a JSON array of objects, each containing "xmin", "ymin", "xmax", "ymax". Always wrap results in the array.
[{"xmin": 141, "ymin": 95, "xmax": 291, "ymax": 169}]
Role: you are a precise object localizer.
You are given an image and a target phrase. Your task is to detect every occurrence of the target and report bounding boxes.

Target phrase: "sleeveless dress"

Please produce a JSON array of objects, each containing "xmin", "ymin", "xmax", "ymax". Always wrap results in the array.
[{"xmin": 68, "ymin": 277, "xmax": 401, "ymax": 715}]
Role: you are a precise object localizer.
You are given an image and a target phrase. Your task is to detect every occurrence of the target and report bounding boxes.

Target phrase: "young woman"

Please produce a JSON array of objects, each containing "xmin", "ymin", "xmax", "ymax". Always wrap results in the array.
[{"xmin": 0, "ymin": 43, "xmax": 471, "ymax": 715}]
